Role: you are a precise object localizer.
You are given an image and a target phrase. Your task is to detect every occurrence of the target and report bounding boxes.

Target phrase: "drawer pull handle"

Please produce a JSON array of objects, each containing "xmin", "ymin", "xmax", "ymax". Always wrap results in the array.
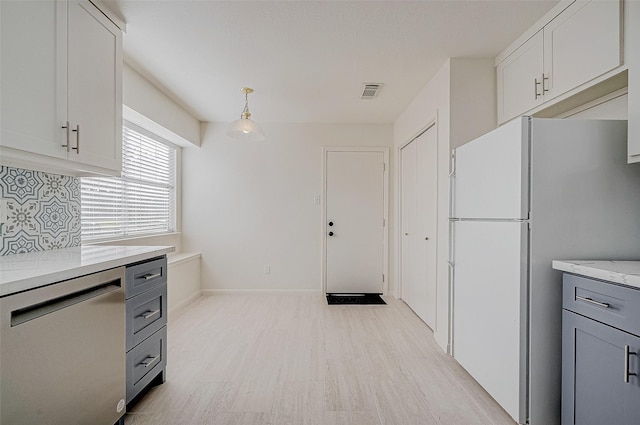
[
  {"xmin": 141, "ymin": 309, "xmax": 161, "ymax": 319},
  {"xmin": 624, "ymin": 345, "xmax": 637, "ymax": 383},
  {"xmin": 141, "ymin": 355, "xmax": 160, "ymax": 368},
  {"xmin": 142, "ymin": 273, "xmax": 161, "ymax": 281},
  {"xmin": 575, "ymin": 295, "xmax": 610, "ymax": 308}
]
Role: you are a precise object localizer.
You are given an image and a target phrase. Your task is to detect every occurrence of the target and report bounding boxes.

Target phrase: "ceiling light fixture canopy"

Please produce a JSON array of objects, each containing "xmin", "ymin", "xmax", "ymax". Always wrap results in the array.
[{"xmin": 227, "ymin": 87, "xmax": 266, "ymax": 141}]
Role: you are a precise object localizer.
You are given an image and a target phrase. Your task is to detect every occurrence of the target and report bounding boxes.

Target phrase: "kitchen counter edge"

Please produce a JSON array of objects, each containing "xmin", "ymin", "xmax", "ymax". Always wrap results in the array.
[
  {"xmin": 0, "ymin": 245, "xmax": 175, "ymax": 297},
  {"xmin": 552, "ymin": 260, "xmax": 640, "ymax": 290}
]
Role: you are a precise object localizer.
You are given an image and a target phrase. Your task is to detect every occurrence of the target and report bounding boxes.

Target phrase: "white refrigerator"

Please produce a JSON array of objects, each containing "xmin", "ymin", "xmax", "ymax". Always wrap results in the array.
[{"xmin": 449, "ymin": 117, "xmax": 640, "ymax": 425}]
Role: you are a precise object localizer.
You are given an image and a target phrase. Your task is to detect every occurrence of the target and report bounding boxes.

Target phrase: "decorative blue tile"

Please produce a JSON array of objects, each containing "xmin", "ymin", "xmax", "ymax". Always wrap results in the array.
[
  {"xmin": 0, "ymin": 229, "xmax": 41, "ymax": 255},
  {"xmin": 0, "ymin": 167, "xmax": 44, "ymax": 202},
  {"xmin": 35, "ymin": 196, "xmax": 72, "ymax": 237},
  {"xmin": 4, "ymin": 201, "xmax": 38, "ymax": 234},
  {"xmin": 1, "ymin": 166, "xmax": 81, "ymax": 256},
  {"xmin": 41, "ymin": 172, "xmax": 68, "ymax": 200}
]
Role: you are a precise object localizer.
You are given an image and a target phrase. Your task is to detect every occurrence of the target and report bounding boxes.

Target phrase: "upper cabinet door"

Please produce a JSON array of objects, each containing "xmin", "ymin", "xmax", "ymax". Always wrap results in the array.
[
  {"xmin": 67, "ymin": 0, "xmax": 122, "ymax": 173},
  {"xmin": 543, "ymin": 0, "xmax": 621, "ymax": 100},
  {"xmin": 0, "ymin": 0, "xmax": 68, "ymax": 160},
  {"xmin": 497, "ymin": 30, "xmax": 544, "ymax": 124},
  {"xmin": 626, "ymin": 0, "xmax": 640, "ymax": 163}
]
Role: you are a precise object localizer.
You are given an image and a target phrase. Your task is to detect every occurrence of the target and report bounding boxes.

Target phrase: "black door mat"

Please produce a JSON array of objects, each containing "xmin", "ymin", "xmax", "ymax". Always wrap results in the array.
[{"xmin": 326, "ymin": 294, "xmax": 386, "ymax": 305}]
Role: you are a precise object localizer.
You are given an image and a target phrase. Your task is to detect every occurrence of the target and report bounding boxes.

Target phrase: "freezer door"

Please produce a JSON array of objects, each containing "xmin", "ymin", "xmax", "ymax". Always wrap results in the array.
[
  {"xmin": 452, "ymin": 220, "xmax": 528, "ymax": 424},
  {"xmin": 453, "ymin": 117, "xmax": 529, "ymax": 219}
]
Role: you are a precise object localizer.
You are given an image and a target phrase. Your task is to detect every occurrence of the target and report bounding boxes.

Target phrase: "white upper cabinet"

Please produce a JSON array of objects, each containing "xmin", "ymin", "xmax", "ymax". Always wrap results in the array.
[
  {"xmin": 496, "ymin": 0, "xmax": 622, "ymax": 125},
  {"xmin": 67, "ymin": 1, "xmax": 122, "ymax": 172},
  {"xmin": 627, "ymin": 0, "xmax": 640, "ymax": 163},
  {"xmin": 497, "ymin": 31, "xmax": 544, "ymax": 125},
  {"xmin": 543, "ymin": 0, "xmax": 621, "ymax": 99},
  {"xmin": 1, "ymin": 1, "xmax": 65, "ymax": 160},
  {"xmin": 1, "ymin": 0, "xmax": 122, "ymax": 176}
]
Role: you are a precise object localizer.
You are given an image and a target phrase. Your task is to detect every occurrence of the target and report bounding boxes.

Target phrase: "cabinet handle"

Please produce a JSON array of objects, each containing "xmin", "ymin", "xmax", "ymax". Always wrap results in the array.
[
  {"xmin": 542, "ymin": 74, "xmax": 549, "ymax": 94},
  {"xmin": 141, "ymin": 355, "xmax": 160, "ymax": 368},
  {"xmin": 61, "ymin": 121, "xmax": 70, "ymax": 152},
  {"xmin": 624, "ymin": 345, "xmax": 637, "ymax": 383},
  {"xmin": 142, "ymin": 272, "xmax": 162, "ymax": 281},
  {"xmin": 534, "ymin": 78, "xmax": 542, "ymax": 99},
  {"xmin": 575, "ymin": 295, "xmax": 610, "ymax": 308},
  {"xmin": 141, "ymin": 309, "xmax": 161, "ymax": 319},
  {"xmin": 71, "ymin": 125, "xmax": 80, "ymax": 154}
]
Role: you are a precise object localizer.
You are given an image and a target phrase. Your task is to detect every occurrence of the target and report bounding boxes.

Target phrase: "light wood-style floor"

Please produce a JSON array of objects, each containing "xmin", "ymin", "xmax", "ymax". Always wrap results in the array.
[{"xmin": 125, "ymin": 294, "xmax": 515, "ymax": 425}]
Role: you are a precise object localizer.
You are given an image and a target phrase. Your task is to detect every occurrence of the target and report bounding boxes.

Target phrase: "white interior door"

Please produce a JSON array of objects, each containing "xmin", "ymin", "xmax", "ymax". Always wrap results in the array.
[
  {"xmin": 416, "ymin": 129, "xmax": 437, "ymax": 328},
  {"xmin": 401, "ymin": 141, "xmax": 418, "ymax": 308},
  {"xmin": 400, "ymin": 127, "xmax": 438, "ymax": 329},
  {"xmin": 325, "ymin": 150, "xmax": 385, "ymax": 294}
]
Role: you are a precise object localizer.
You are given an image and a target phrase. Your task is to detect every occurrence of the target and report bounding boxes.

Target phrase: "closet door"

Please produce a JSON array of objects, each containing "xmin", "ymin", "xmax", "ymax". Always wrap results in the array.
[
  {"xmin": 401, "ymin": 141, "xmax": 419, "ymax": 314},
  {"xmin": 416, "ymin": 128, "xmax": 437, "ymax": 328},
  {"xmin": 400, "ymin": 126, "xmax": 437, "ymax": 329}
]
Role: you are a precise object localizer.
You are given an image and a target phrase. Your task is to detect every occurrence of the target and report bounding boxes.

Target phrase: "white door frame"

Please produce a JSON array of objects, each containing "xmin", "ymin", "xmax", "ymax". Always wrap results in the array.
[
  {"xmin": 321, "ymin": 146, "xmax": 389, "ymax": 294},
  {"xmin": 397, "ymin": 120, "xmax": 438, "ymax": 302}
]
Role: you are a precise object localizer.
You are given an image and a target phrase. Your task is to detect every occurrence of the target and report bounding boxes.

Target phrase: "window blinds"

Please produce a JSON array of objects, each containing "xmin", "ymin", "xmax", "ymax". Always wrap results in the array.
[{"xmin": 81, "ymin": 122, "xmax": 177, "ymax": 241}]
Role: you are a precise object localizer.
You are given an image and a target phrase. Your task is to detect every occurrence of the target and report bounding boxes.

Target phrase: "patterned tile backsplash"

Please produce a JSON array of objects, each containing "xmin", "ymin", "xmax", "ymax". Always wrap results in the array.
[{"xmin": 0, "ymin": 166, "xmax": 81, "ymax": 255}]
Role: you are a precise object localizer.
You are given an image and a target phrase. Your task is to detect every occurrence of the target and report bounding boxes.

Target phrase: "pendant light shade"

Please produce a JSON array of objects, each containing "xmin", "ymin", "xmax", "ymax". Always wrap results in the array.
[{"xmin": 227, "ymin": 87, "xmax": 266, "ymax": 141}]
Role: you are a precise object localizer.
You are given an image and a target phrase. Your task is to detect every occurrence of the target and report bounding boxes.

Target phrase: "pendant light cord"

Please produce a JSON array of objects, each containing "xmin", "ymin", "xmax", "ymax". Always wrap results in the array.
[{"xmin": 241, "ymin": 91, "xmax": 251, "ymax": 119}]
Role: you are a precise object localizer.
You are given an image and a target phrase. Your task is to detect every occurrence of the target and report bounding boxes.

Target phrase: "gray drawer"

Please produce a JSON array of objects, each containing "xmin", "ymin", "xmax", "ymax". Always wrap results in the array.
[
  {"xmin": 126, "ymin": 284, "xmax": 167, "ymax": 351},
  {"xmin": 126, "ymin": 326, "xmax": 167, "ymax": 403},
  {"xmin": 563, "ymin": 273, "xmax": 640, "ymax": 337},
  {"xmin": 125, "ymin": 257, "xmax": 167, "ymax": 299}
]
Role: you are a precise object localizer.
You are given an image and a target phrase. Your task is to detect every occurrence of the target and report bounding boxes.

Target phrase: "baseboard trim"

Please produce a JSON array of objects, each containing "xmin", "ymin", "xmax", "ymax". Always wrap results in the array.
[{"xmin": 201, "ymin": 289, "xmax": 322, "ymax": 295}]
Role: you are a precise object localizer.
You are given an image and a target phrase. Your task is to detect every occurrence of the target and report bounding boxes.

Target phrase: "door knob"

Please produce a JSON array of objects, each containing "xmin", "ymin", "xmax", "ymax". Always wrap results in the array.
[
  {"xmin": 328, "ymin": 221, "xmax": 334, "ymax": 226},
  {"xmin": 328, "ymin": 232, "xmax": 334, "ymax": 236},
  {"xmin": 425, "ymin": 237, "xmax": 429, "ymax": 240},
  {"xmin": 404, "ymin": 232, "xmax": 409, "ymax": 236}
]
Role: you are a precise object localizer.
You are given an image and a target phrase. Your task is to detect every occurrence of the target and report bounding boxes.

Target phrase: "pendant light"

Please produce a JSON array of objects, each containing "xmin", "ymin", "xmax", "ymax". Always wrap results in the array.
[{"xmin": 226, "ymin": 87, "xmax": 266, "ymax": 141}]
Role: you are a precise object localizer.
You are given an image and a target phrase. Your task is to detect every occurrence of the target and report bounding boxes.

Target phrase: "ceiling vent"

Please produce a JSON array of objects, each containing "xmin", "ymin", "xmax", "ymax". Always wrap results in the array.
[{"xmin": 361, "ymin": 83, "xmax": 383, "ymax": 100}]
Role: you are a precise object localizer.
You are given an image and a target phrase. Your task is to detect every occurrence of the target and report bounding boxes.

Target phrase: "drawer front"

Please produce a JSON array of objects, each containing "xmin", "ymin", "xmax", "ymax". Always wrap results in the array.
[
  {"xmin": 126, "ymin": 256, "xmax": 167, "ymax": 299},
  {"xmin": 563, "ymin": 273, "xmax": 640, "ymax": 336},
  {"xmin": 126, "ymin": 284, "xmax": 167, "ymax": 351},
  {"xmin": 126, "ymin": 326, "xmax": 167, "ymax": 403}
]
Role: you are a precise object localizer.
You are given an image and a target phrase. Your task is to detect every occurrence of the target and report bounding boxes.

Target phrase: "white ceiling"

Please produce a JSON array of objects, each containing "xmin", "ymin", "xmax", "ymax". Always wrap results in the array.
[{"xmin": 107, "ymin": 0, "xmax": 559, "ymax": 124}]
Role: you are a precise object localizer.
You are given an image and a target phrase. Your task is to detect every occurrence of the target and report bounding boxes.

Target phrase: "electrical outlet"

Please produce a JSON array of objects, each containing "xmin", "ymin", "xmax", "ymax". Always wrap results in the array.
[{"xmin": 264, "ymin": 265, "xmax": 271, "ymax": 274}]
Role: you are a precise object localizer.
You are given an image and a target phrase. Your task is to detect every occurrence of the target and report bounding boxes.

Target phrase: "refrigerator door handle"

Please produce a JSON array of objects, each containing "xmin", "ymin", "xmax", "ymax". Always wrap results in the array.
[
  {"xmin": 447, "ymin": 260, "xmax": 455, "ymax": 356},
  {"xmin": 449, "ymin": 150, "xmax": 456, "ymax": 178},
  {"xmin": 449, "ymin": 150, "xmax": 456, "ymax": 220}
]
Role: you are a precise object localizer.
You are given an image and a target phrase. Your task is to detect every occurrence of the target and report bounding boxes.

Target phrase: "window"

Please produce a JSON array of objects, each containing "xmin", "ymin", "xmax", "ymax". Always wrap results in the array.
[{"xmin": 81, "ymin": 121, "xmax": 178, "ymax": 241}]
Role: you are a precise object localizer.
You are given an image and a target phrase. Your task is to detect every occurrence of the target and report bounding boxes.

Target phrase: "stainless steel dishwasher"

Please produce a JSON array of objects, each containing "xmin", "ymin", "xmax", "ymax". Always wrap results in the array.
[{"xmin": 0, "ymin": 267, "xmax": 126, "ymax": 425}]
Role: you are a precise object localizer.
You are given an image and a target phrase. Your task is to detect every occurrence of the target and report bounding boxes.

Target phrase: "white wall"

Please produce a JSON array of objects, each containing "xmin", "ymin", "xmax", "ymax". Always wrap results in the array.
[
  {"xmin": 562, "ymin": 92, "xmax": 628, "ymax": 119},
  {"xmin": 450, "ymin": 59, "xmax": 497, "ymax": 149},
  {"xmin": 182, "ymin": 122, "xmax": 393, "ymax": 292},
  {"xmin": 395, "ymin": 60, "xmax": 451, "ymax": 350},
  {"xmin": 393, "ymin": 58, "xmax": 495, "ymax": 352},
  {"xmin": 123, "ymin": 63, "xmax": 201, "ymax": 147}
]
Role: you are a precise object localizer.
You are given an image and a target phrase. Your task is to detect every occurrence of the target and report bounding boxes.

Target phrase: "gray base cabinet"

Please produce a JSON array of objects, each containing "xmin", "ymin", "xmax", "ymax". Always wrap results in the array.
[
  {"xmin": 562, "ymin": 274, "xmax": 640, "ymax": 425},
  {"xmin": 125, "ymin": 256, "xmax": 168, "ymax": 405}
]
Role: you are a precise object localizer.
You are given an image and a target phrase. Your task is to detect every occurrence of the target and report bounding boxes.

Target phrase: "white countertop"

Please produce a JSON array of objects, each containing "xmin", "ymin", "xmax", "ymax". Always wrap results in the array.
[
  {"xmin": 0, "ymin": 245, "xmax": 175, "ymax": 297},
  {"xmin": 552, "ymin": 260, "xmax": 640, "ymax": 289}
]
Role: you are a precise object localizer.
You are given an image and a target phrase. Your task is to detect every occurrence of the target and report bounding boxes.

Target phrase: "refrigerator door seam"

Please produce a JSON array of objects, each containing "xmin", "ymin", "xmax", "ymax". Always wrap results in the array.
[{"xmin": 449, "ymin": 218, "xmax": 529, "ymax": 223}]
